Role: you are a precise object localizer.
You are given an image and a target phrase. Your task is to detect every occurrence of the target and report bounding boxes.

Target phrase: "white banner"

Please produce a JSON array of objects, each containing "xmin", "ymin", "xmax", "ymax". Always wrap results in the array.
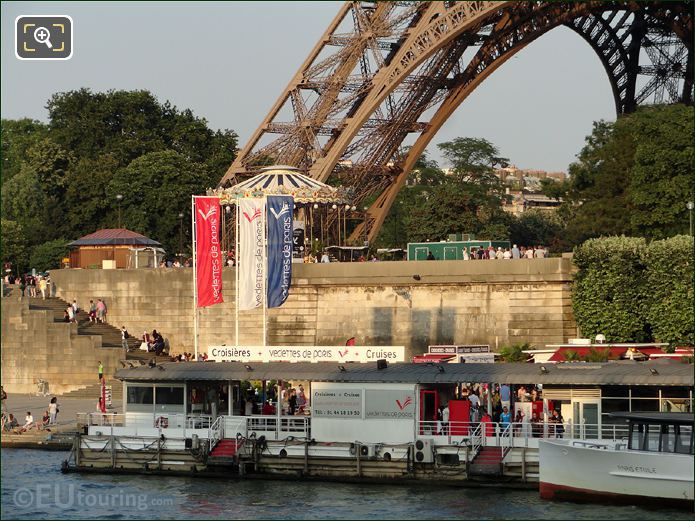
[
  {"xmin": 238, "ymin": 198, "xmax": 266, "ymax": 310},
  {"xmin": 208, "ymin": 345, "xmax": 405, "ymax": 363}
]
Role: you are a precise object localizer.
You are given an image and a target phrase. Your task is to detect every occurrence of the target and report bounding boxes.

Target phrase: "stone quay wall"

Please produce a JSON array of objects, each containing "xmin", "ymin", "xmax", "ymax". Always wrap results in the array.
[
  {"xmin": 1, "ymin": 298, "xmax": 122, "ymax": 394},
  {"xmin": 46, "ymin": 258, "xmax": 576, "ymax": 358}
]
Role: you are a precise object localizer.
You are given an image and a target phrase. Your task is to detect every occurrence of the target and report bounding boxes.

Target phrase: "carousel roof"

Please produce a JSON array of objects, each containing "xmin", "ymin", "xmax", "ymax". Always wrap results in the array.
[{"xmin": 210, "ymin": 166, "xmax": 351, "ymax": 204}]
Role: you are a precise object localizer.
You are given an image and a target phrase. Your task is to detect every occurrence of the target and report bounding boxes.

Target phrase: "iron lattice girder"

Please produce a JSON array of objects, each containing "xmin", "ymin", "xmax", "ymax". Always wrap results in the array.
[{"xmin": 221, "ymin": 1, "xmax": 693, "ymax": 243}]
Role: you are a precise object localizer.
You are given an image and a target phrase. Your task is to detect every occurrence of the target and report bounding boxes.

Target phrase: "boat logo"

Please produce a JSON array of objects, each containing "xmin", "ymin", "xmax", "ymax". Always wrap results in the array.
[
  {"xmin": 396, "ymin": 396, "xmax": 412, "ymax": 410},
  {"xmin": 243, "ymin": 208, "xmax": 262, "ymax": 222},
  {"xmin": 270, "ymin": 202, "xmax": 290, "ymax": 220},
  {"xmin": 338, "ymin": 348, "xmax": 349, "ymax": 357},
  {"xmin": 197, "ymin": 207, "xmax": 217, "ymax": 221}
]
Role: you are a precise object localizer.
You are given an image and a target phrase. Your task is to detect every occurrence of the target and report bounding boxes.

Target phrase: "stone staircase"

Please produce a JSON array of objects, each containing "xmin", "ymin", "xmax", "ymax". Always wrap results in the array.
[
  {"xmin": 60, "ymin": 382, "xmax": 123, "ymax": 401},
  {"xmin": 28, "ymin": 296, "xmax": 141, "ymax": 350}
]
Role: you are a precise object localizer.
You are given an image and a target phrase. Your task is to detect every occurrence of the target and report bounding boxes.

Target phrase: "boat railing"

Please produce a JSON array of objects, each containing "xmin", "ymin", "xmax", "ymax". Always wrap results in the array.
[
  {"xmin": 77, "ymin": 412, "xmax": 126, "ymax": 428},
  {"xmin": 500, "ymin": 423, "xmax": 513, "ymax": 458},
  {"xmin": 469, "ymin": 423, "xmax": 484, "ymax": 457},
  {"xmin": 208, "ymin": 416, "xmax": 224, "ymax": 450}
]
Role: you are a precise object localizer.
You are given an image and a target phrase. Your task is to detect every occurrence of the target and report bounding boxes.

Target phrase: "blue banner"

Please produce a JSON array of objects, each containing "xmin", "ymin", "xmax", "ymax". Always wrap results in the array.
[{"xmin": 266, "ymin": 196, "xmax": 294, "ymax": 308}]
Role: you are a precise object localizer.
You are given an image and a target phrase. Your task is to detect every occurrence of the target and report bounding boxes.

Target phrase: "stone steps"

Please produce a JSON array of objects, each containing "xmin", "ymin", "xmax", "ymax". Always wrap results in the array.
[{"xmin": 28, "ymin": 296, "xmax": 140, "ymax": 350}]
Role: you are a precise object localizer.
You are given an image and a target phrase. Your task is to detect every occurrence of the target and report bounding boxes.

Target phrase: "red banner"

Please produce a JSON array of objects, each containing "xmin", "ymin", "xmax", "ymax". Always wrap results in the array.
[{"xmin": 195, "ymin": 197, "xmax": 223, "ymax": 308}]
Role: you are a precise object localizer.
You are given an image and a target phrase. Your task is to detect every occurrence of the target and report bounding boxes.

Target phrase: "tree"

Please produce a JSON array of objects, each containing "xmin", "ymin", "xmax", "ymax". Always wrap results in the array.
[
  {"xmin": 60, "ymin": 154, "xmax": 120, "ymax": 239},
  {"xmin": 499, "ymin": 343, "xmax": 532, "ymax": 362},
  {"xmin": 1, "ymin": 118, "xmax": 49, "ymax": 186},
  {"xmin": 509, "ymin": 210, "xmax": 563, "ymax": 249},
  {"xmin": 437, "ymin": 137, "xmax": 509, "ymax": 184},
  {"xmin": 560, "ymin": 105, "xmax": 693, "ymax": 246},
  {"xmin": 107, "ymin": 150, "xmax": 214, "ymax": 253},
  {"xmin": 1, "ymin": 219, "xmax": 28, "ymax": 274},
  {"xmin": 46, "ymin": 89, "xmax": 238, "ymax": 170},
  {"xmin": 1, "ymin": 167, "xmax": 49, "ymax": 243},
  {"xmin": 29, "ymin": 239, "xmax": 70, "ymax": 272}
]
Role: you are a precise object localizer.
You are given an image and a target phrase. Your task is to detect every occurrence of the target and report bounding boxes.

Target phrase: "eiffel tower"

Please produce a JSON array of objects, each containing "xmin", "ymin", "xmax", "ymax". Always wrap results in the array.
[{"xmin": 221, "ymin": 1, "xmax": 693, "ymax": 243}]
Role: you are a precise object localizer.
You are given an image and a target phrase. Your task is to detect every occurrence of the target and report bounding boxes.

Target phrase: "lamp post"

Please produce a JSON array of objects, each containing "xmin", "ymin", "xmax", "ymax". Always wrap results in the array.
[
  {"xmin": 178, "ymin": 212, "xmax": 184, "ymax": 262},
  {"xmin": 116, "ymin": 194, "xmax": 123, "ymax": 228},
  {"xmin": 687, "ymin": 201, "xmax": 694, "ymax": 236}
]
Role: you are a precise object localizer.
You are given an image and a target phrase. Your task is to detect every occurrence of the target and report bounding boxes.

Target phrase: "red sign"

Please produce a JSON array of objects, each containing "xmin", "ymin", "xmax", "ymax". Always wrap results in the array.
[{"xmin": 195, "ymin": 197, "xmax": 223, "ymax": 308}]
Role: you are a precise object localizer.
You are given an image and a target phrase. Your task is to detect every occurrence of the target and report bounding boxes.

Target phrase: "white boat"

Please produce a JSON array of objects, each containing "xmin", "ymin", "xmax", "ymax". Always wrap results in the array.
[{"xmin": 539, "ymin": 412, "xmax": 694, "ymax": 508}]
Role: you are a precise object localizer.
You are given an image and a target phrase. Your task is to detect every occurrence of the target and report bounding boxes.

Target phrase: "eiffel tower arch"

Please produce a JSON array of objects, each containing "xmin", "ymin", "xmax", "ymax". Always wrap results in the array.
[{"xmin": 221, "ymin": 1, "xmax": 693, "ymax": 244}]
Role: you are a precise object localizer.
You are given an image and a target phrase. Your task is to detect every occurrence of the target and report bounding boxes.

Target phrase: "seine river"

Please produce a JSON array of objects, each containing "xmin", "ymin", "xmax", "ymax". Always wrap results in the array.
[{"xmin": 1, "ymin": 450, "xmax": 690, "ymax": 520}]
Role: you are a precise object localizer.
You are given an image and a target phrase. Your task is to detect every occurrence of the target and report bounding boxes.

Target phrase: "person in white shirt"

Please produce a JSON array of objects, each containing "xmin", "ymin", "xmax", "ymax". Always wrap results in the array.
[
  {"xmin": 525, "ymin": 248, "xmax": 534, "ymax": 259},
  {"xmin": 442, "ymin": 403, "xmax": 450, "ymax": 434},
  {"xmin": 22, "ymin": 412, "xmax": 34, "ymax": 431},
  {"xmin": 511, "ymin": 244, "xmax": 520, "ymax": 259},
  {"xmin": 503, "ymin": 249, "xmax": 512, "ymax": 259},
  {"xmin": 469, "ymin": 392, "xmax": 480, "ymax": 422},
  {"xmin": 48, "ymin": 397, "xmax": 59, "ymax": 425},
  {"xmin": 320, "ymin": 252, "xmax": 330, "ymax": 263},
  {"xmin": 462, "ymin": 247, "xmax": 469, "ymax": 260}
]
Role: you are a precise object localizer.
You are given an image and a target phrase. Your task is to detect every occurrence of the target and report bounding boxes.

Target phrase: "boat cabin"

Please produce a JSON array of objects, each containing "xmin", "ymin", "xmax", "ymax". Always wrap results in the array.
[
  {"xmin": 610, "ymin": 412, "xmax": 694, "ymax": 455},
  {"xmin": 94, "ymin": 360, "xmax": 693, "ymax": 449}
]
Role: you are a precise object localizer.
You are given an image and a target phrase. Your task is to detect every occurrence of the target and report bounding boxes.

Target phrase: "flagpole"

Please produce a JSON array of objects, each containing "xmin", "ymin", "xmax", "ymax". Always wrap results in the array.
[
  {"xmin": 235, "ymin": 199, "xmax": 240, "ymax": 348},
  {"xmin": 191, "ymin": 196, "xmax": 199, "ymax": 360},
  {"xmin": 263, "ymin": 196, "xmax": 268, "ymax": 348}
]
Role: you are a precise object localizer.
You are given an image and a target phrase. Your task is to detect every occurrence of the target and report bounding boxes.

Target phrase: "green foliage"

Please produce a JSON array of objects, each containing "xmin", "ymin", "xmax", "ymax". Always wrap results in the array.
[
  {"xmin": 499, "ymin": 343, "xmax": 533, "ymax": 362},
  {"xmin": 572, "ymin": 236, "xmax": 648, "ymax": 342},
  {"xmin": 642, "ymin": 235, "xmax": 694, "ymax": 345},
  {"xmin": 1, "ymin": 118, "xmax": 49, "ymax": 186},
  {"xmin": 0, "ymin": 219, "xmax": 28, "ymax": 273},
  {"xmin": 29, "ymin": 239, "xmax": 70, "ymax": 272},
  {"xmin": 509, "ymin": 210, "xmax": 563, "ymax": 249},
  {"xmin": 572, "ymin": 235, "xmax": 694, "ymax": 345},
  {"xmin": 107, "ymin": 151, "xmax": 214, "ymax": 253},
  {"xmin": 583, "ymin": 347, "xmax": 610, "ymax": 362},
  {"xmin": 562, "ymin": 350, "xmax": 580, "ymax": 362},
  {"xmin": 1, "ymin": 88, "xmax": 238, "ymax": 266},
  {"xmin": 561, "ymin": 105, "xmax": 693, "ymax": 246}
]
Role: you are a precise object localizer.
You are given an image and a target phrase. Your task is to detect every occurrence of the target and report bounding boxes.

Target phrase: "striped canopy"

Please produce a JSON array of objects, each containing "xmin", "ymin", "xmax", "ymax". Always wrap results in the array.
[{"xmin": 210, "ymin": 166, "xmax": 351, "ymax": 204}]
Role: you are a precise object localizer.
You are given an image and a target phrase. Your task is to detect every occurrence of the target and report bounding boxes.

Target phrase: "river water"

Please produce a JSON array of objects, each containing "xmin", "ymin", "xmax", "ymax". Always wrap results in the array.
[{"xmin": 1, "ymin": 449, "xmax": 690, "ymax": 520}]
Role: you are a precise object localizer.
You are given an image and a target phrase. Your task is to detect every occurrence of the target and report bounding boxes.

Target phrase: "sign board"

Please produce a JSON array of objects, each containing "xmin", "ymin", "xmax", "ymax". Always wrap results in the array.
[
  {"xmin": 429, "ymin": 345, "xmax": 490, "ymax": 354},
  {"xmin": 208, "ymin": 345, "xmax": 405, "ymax": 363},
  {"xmin": 457, "ymin": 353, "xmax": 495, "ymax": 363},
  {"xmin": 292, "ymin": 220, "xmax": 305, "ymax": 259},
  {"xmin": 365, "ymin": 390, "xmax": 415, "ymax": 420},
  {"xmin": 312, "ymin": 389, "xmax": 362, "ymax": 419}
]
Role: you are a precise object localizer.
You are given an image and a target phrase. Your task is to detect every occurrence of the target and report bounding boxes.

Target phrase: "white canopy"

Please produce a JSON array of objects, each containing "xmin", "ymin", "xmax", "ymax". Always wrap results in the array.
[{"xmin": 210, "ymin": 166, "xmax": 351, "ymax": 204}]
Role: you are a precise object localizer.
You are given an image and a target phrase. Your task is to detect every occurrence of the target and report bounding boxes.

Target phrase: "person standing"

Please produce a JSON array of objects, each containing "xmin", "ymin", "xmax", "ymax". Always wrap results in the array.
[
  {"xmin": 442, "ymin": 402, "xmax": 450, "ymax": 435},
  {"xmin": 288, "ymin": 388, "xmax": 297, "ymax": 415},
  {"xmin": 67, "ymin": 305, "xmax": 75, "ymax": 324},
  {"xmin": 121, "ymin": 326, "xmax": 129, "ymax": 352},
  {"xmin": 39, "ymin": 277, "xmax": 47, "ymax": 299},
  {"xmin": 19, "ymin": 278, "xmax": 26, "ymax": 298},
  {"xmin": 98, "ymin": 361, "xmax": 104, "ymax": 381},
  {"xmin": 48, "ymin": 397, "xmax": 59, "ymax": 425},
  {"xmin": 88, "ymin": 300, "xmax": 97, "ymax": 323},
  {"xmin": 71, "ymin": 300, "xmax": 79, "ymax": 316},
  {"xmin": 500, "ymin": 406, "xmax": 511, "ymax": 431},
  {"xmin": 500, "ymin": 384, "xmax": 511, "ymax": 411},
  {"xmin": 1, "ymin": 385, "xmax": 7, "ymax": 414},
  {"xmin": 511, "ymin": 244, "xmax": 520, "ymax": 259},
  {"xmin": 96, "ymin": 299, "xmax": 105, "ymax": 323}
]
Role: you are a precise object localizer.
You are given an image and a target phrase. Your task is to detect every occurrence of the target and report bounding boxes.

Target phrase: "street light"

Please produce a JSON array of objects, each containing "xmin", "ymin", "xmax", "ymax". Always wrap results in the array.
[
  {"xmin": 687, "ymin": 201, "xmax": 694, "ymax": 236},
  {"xmin": 115, "ymin": 194, "xmax": 123, "ymax": 228}
]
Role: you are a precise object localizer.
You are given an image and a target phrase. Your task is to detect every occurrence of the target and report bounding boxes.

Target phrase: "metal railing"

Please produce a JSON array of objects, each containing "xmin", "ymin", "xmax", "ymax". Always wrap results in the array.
[
  {"xmin": 77, "ymin": 413, "xmax": 125, "ymax": 427},
  {"xmin": 208, "ymin": 416, "xmax": 224, "ymax": 450},
  {"xmin": 416, "ymin": 420, "xmax": 630, "ymax": 443}
]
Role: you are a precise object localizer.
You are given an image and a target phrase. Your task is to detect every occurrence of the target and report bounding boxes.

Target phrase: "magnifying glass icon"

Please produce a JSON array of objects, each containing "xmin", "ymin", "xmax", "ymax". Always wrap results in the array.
[{"xmin": 34, "ymin": 26, "xmax": 53, "ymax": 49}]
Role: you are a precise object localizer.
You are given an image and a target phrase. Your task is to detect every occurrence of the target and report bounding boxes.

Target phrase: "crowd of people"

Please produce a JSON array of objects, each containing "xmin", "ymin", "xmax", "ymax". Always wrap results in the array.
[
  {"xmin": 1, "ymin": 390, "xmax": 60, "ymax": 434},
  {"xmin": 426, "ymin": 244, "xmax": 549, "ymax": 261},
  {"xmin": 435, "ymin": 383, "xmax": 565, "ymax": 438},
  {"xmin": 6, "ymin": 273, "xmax": 51, "ymax": 299},
  {"xmin": 139, "ymin": 329, "xmax": 168, "ymax": 355}
]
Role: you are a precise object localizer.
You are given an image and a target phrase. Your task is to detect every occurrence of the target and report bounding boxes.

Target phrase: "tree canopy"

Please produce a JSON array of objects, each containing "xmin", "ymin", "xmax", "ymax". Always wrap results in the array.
[{"xmin": 1, "ymin": 89, "xmax": 238, "ymax": 273}]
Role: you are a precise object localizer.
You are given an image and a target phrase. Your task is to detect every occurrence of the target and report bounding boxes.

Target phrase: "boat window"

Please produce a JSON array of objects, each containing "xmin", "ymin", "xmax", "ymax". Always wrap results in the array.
[
  {"xmin": 630, "ymin": 399, "xmax": 659, "ymax": 412},
  {"xmin": 631, "ymin": 387, "xmax": 659, "ymax": 398},
  {"xmin": 674, "ymin": 425, "xmax": 693, "ymax": 455},
  {"xmin": 659, "ymin": 424, "xmax": 674, "ymax": 452},
  {"xmin": 155, "ymin": 386, "xmax": 184, "ymax": 414},
  {"xmin": 126, "ymin": 386, "xmax": 154, "ymax": 412}
]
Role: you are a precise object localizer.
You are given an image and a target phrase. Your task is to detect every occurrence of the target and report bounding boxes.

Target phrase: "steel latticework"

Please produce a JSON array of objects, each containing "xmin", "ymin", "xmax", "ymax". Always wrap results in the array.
[{"xmin": 221, "ymin": 1, "xmax": 693, "ymax": 244}]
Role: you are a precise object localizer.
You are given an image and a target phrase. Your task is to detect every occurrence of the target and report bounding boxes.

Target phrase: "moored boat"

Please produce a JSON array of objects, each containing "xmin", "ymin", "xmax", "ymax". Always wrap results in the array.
[{"xmin": 539, "ymin": 412, "xmax": 694, "ymax": 508}]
